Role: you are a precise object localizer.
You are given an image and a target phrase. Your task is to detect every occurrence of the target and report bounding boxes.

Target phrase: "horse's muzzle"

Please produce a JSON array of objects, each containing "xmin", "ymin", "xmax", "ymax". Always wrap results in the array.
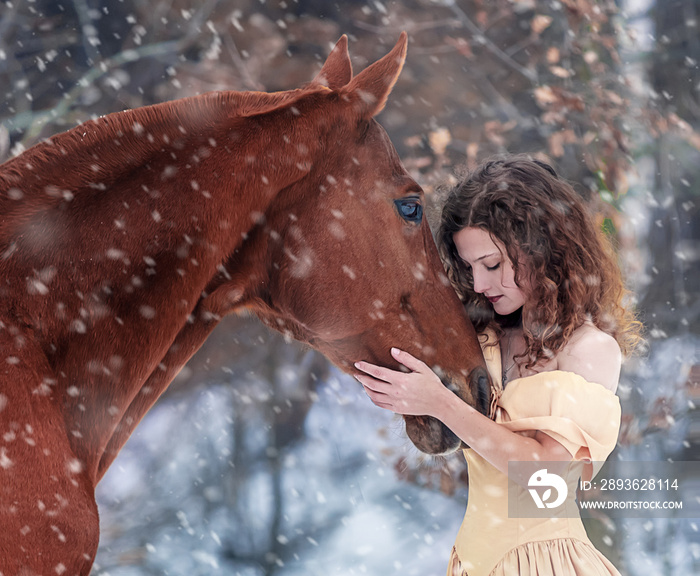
[{"xmin": 404, "ymin": 366, "xmax": 492, "ymax": 455}]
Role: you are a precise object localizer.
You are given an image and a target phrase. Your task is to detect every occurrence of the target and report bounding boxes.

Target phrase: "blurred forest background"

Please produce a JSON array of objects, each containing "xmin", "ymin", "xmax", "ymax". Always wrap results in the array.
[{"xmin": 1, "ymin": 0, "xmax": 699, "ymax": 574}]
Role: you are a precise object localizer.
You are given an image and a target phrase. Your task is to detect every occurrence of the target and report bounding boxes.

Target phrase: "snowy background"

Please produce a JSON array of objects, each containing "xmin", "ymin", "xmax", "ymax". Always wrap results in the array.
[{"xmin": 1, "ymin": 0, "xmax": 699, "ymax": 574}]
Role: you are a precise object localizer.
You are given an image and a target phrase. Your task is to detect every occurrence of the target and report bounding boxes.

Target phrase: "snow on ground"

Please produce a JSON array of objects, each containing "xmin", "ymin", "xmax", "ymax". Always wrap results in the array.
[{"xmin": 95, "ymin": 370, "xmax": 465, "ymax": 575}]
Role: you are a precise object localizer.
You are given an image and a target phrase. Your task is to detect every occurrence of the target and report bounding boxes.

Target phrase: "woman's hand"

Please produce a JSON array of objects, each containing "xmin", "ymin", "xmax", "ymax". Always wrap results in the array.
[
  {"xmin": 354, "ymin": 348, "xmax": 450, "ymax": 418},
  {"xmin": 357, "ymin": 349, "xmax": 574, "ymax": 481}
]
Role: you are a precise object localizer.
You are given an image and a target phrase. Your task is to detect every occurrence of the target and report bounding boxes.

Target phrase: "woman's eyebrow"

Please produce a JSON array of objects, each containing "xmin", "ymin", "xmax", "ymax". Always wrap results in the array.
[{"xmin": 475, "ymin": 252, "xmax": 500, "ymax": 262}]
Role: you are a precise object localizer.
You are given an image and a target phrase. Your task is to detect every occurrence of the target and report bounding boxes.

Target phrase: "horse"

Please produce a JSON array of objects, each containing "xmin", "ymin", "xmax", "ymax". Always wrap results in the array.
[{"xmin": 0, "ymin": 33, "xmax": 489, "ymax": 574}]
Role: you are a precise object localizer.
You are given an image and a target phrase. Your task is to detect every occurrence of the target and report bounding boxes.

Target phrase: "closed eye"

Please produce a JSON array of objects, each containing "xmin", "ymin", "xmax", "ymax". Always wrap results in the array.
[
  {"xmin": 486, "ymin": 263, "xmax": 500, "ymax": 271},
  {"xmin": 394, "ymin": 197, "xmax": 423, "ymax": 224}
]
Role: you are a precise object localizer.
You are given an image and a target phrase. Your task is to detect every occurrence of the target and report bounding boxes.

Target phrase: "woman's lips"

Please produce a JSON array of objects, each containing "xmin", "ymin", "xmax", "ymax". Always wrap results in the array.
[{"xmin": 487, "ymin": 295, "xmax": 502, "ymax": 304}]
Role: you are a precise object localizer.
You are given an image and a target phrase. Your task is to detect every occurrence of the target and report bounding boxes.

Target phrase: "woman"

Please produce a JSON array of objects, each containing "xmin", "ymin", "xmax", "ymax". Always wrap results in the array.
[{"xmin": 354, "ymin": 156, "xmax": 642, "ymax": 575}]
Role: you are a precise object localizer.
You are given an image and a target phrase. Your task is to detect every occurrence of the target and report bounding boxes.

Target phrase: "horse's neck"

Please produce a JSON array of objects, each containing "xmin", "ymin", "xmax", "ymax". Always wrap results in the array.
[
  {"xmin": 0, "ymin": 89, "xmax": 303, "ymax": 201},
  {"xmin": 0, "ymin": 87, "xmax": 328, "ymax": 485},
  {"xmin": 1, "ymin": 89, "xmax": 314, "ymax": 269},
  {"xmin": 0, "ymin": 89, "xmax": 317, "ymax": 345}
]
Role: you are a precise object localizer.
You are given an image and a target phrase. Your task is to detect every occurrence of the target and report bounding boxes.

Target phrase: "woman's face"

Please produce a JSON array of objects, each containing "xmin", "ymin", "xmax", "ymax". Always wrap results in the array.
[{"xmin": 453, "ymin": 226, "xmax": 530, "ymax": 315}]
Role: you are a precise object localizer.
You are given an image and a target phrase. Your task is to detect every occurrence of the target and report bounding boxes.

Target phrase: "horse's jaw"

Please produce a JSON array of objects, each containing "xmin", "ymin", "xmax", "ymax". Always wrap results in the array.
[{"xmin": 403, "ymin": 414, "xmax": 462, "ymax": 456}]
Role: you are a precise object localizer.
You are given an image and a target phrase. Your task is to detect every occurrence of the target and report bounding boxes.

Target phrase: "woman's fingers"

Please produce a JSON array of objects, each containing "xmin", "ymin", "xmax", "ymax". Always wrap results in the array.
[
  {"xmin": 364, "ymin": 389, "xmax": 393, "ymax": 410},
  {"xmin": 354, "ymin": 372, "xmax": 384, "ymax": 392},
  {"xmin": 390, "ymin": 347, "xmax": 428, "ymax": 373},
  {"xmin": 354, "ymin": 349, "xmax": 428, "ymax": 382},
  {"xmin": 354, "ymin": 352, "xmax": 441, "ymax": 416},
  {"xmin": 356, "ymin": 374, "xmax": 394, "ymax": 409},
  {"xmin": 354, "ymin": 360, "xmax": 402, "ymax": 384}
]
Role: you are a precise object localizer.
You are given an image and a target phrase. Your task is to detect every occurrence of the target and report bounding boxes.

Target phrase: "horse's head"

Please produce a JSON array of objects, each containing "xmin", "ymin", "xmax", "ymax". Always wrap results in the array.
[{"xmin": 215, "ymin": 34, "xmax": 490, "ymax": 455}]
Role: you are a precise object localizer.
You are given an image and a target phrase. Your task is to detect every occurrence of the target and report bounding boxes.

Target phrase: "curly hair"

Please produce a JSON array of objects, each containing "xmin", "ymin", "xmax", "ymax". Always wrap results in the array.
[{"xmin": 437, "ymin": 155, "xmax": 643, "ymax": 368}]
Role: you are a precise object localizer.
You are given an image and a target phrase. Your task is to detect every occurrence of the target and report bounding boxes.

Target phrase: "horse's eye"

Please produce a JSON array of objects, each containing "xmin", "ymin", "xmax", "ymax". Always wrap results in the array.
[{"xmin": 394, "ymin": 198, "xmax": 423, "ymax": 223}]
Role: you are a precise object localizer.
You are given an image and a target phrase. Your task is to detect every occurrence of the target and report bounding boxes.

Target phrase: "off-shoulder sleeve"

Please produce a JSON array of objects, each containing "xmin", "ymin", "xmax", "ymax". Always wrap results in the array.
[{"xmin": 495, "ymin": 371, "xmax": 621, "ymax": 473}]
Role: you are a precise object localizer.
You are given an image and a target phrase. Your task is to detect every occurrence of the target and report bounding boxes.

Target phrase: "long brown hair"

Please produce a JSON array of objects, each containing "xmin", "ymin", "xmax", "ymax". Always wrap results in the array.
[{"xmin": 438, "ymin": 155, "xmax": 643, "ymax": 368}]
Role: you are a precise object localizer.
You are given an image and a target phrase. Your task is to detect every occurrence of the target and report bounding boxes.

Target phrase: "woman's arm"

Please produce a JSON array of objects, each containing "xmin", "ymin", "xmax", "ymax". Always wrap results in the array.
[{"xmin": 355, "ymin": 348, "xmax": 572, "ymax": 484}]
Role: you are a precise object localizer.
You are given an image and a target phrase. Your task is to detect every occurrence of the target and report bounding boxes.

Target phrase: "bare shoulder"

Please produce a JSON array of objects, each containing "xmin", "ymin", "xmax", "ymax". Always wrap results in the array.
[{"xmin": 557, "ymin": 323, "xmax": 622, "ymax": 392}]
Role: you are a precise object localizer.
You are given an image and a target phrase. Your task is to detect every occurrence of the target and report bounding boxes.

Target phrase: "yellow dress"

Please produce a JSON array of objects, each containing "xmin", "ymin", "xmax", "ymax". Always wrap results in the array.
[{"xmin": 447, "ymin": 331, "xmax": 622, "ymax": 576}]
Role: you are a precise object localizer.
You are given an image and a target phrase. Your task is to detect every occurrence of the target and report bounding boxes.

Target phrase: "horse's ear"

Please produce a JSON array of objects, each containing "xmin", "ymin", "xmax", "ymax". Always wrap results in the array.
[
  {"xmin": 341, "ymin": 32, "xmax": 407, "ymax": 118},
  {"xmin": 312, "ymin": 35, "xmax": 353, "ymax": 89}
]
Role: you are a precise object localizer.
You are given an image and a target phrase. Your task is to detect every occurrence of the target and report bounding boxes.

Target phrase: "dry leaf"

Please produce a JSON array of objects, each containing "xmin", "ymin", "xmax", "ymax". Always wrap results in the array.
[
  {"xmin": 446, "ymin": 36, "xmax": 474, "ymax": 59},
  {"xmin": 583, "ymin": 50, "xmax": 599, "ymax": 64},
  {"xmin": 548, "ymin": 129, "xmax": 577, "ymax": 157},
  {"xmin": 404, "ymin": 135, "xmax": 422, "ymax": 147},
  {"xmin": 531, "ymin": 14, "xmax": 553, "ymax": 35},
  {"xmin": 534, "ymin": 85, "xmax": 557, "ymax": 105},
  {"xmin": 603, "ymin": 89, "xmax": 624, "ymax": 106},
  {"xmin": 404, "ymin": 156, "xmax": 433, "ymax": 170},
  {"xmin": 549, "ymin": 65, "xmax": 572, "ymax": 78},
  {"xmin": 546, "ymin": 46, "xmax": 560, "ymax": 64},
  {"xmin": 542, "ymin": 111, "xmax": 565, "ymax": 125},
  {"xmin": 428, "ymin": 127, "xmax": 452, "ymax": 156},
  {"xmin": 582, "ymin": 131, "xmax": 596, "ymax": 145},
  {"xmin": 484, "ymin": 120, "xmax": 516, "ymax": 147}
]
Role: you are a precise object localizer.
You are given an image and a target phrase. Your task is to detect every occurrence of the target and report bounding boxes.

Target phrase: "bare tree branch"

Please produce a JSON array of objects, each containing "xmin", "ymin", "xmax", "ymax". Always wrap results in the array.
[
  {"xmin": 444, "ymin": 0, "xmax": 538, "ymax": 83},
  {"xmin": 7, "ymin": 39, "xmax": 185, "ymax": 149}
]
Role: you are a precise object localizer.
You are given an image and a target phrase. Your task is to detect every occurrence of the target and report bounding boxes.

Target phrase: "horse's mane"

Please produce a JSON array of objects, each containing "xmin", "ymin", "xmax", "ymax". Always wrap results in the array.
[{"xmin": 0, "ymin": 87, "xmax": 316, "ymax": 195}]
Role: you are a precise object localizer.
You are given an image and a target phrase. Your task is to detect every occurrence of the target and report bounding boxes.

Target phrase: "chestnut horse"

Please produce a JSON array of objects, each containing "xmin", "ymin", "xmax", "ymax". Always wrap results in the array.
[{"xmin": 0, "ymin": 34, "xmax": 489, "ymax": 574}]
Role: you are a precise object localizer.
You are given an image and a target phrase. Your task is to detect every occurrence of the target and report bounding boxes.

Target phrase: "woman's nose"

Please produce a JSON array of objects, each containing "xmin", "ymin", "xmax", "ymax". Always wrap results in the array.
[{"xmin": 472, "ymin": 270, "xmax": 488, "ymax": 294}]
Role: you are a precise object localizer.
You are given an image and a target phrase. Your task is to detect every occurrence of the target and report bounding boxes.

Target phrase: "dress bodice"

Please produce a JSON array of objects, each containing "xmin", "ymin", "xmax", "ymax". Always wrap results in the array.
[{"xmin": 448, "ymin": 330, "xmax": 622, "ymax": 576}]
